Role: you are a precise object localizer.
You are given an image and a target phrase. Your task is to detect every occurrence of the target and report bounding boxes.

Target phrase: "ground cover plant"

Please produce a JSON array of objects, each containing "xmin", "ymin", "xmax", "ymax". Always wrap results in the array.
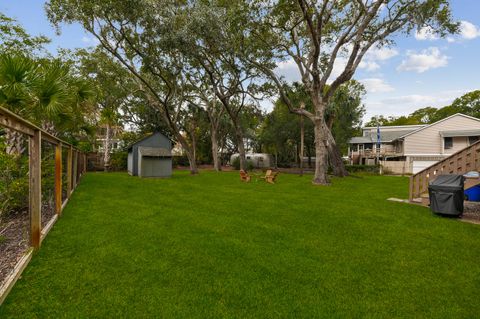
[{"xmin": 1, "ymin": 171, "xmax": 479, "ymax": 318}]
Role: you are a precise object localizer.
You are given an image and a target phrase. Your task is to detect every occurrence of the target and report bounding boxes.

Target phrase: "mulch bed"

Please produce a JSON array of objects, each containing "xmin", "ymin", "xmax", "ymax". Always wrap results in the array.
[
  {"xmin": 0, "ymin": 210, "xmax": 30, "ymax": 288},
  {"xmin": 41, "ymin": 202, "xmax": 56, "ymax": 229},
  {"xmin": 462, "ymin": 202, "xmax": 480, "ymax": 224}
]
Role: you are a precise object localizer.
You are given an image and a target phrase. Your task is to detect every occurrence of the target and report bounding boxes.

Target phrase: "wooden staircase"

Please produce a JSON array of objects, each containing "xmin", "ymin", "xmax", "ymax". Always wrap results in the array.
[{"xmin": 409, "ymin": 140, "xmax": 480, "ymax": 205}]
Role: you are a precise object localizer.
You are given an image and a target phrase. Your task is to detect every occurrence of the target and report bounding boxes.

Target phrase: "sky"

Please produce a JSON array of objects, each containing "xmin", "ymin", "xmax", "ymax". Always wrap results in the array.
[{"xmin": 2, "ymin": 1, "xmax": 480, "ymax": 122}]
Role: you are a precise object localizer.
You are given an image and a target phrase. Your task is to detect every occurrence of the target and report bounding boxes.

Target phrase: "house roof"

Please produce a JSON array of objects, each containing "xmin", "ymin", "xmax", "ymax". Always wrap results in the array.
[
  {"xmin": 349, "ymin": 113, "xmax": 480, "ymax": 144},
  {"xmin": 397, "ymin": 113, "xmax": 480, "ymax": 139},
  {"xmin": 138, "ymin": 146, "xmax": 172, "ymax": 157},
  {"xmin": 349, "ymin": 128, "xmax": 419, "ymax": 144},
  {"xmin": 440, "ymin": 129, "xmax": 480, "ymax": 137}
]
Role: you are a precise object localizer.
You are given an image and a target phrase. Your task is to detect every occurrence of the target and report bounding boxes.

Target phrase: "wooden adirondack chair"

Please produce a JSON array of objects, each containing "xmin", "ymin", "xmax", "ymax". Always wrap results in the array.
[
  {"xmin": 260, "ymin": 169, "xmax": 278, "ymax": 184},
  {"xmin": 240, "ymin": 169, "xmax": 251, "ymax": 182}
]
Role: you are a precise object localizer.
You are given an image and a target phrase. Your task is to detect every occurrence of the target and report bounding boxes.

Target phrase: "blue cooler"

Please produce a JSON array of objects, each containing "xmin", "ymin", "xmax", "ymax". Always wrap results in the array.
[{"xmin": 465, "ymin": 185, "xmax": 480, "ymax": 201}]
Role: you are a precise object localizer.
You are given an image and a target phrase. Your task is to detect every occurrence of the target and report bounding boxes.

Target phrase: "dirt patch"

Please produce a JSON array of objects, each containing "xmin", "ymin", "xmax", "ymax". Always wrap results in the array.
[{"xmin": 0, "ymin": 210, "xmax": 30, "ymax": 288}]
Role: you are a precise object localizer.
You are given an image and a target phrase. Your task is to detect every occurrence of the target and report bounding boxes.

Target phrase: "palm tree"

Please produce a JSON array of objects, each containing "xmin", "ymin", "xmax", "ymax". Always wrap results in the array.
[
  {"xmin": 0, "ymin": 54, "xmax": 95, "ymax": 154},
  {"xmin": 0, "ymin": 54, "xmax": 36, "ymax": 155}
]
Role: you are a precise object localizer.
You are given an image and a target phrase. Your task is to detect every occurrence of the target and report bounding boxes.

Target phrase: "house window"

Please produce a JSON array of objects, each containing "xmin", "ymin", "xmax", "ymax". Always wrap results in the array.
[
  {"xmin": 364, "ymin": 143, "xmax": 373, "ymax": 150},
  {"xmin": 444, "ymin": 137, "xmax": 453, "ymax": 149},
  {"xmin": 468, "ymin": 136, "xmax": 479, "ymax": 145}
]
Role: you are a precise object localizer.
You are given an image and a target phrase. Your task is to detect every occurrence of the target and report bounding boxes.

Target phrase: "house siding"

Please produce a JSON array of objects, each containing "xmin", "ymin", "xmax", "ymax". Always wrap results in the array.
[{"xmin": 403, "ymin": 115, "xmax": 480, "ymax": 155}]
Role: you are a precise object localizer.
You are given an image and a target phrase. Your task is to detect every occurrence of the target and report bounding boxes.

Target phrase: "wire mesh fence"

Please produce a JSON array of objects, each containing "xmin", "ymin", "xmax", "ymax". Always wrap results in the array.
[{"xmin": 0, "ymin": 106, "xmax": 86, "ymax": 293}]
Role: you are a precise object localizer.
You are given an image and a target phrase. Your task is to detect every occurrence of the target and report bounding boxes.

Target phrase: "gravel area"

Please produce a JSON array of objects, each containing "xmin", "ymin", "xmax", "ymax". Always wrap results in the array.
[{"xmin": 0, "ymin": 210, "xmax": 30, "ymax": 288}]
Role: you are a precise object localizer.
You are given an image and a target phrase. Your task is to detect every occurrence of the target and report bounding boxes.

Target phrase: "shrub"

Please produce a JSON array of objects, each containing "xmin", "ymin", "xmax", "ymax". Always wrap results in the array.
[
  {"xmin": 345, "ymin": 164, "xmax": 380, "ymax": 174},
  {"xmin": 232, "ymin": 157, "xmax": 254, "ymax": 170},
  {"xmin": 110, "ymin": 151, "xmax": 128, "ymax": 171},
  {"xmin": 172, "ymin": 156, "xmax": 190, "ymax": 167},
  {"xmin": 0, "ymin": 150, "xmax": 29, "ymax": 220}
]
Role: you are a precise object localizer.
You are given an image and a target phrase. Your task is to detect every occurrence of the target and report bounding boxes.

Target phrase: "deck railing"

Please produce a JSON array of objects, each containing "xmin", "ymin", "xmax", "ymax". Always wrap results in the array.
[
  {"xmin": 0, "ymin": 106, "xmax": 86, "ymax": 249},
  {"xmin": 409, "ymin": 140, "xmax": 480, "ymax": 201}
]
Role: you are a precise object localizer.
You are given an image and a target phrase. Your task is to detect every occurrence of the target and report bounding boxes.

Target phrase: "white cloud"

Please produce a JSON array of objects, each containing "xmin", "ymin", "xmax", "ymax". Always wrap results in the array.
[
  {"xmin": 397, "ymin": 47, "xmax": 448, "ymax": 73},
  {"xmin": 363, "ymin": 89, "xmax": 472, "ymax": 121},
  {"xmin": 359, "ymin": 60, "xmax": 380, "ymax": 72},
  {"xmin": 459, "ymin": 20, "xmax": 480, "ymax": 40},
  {"xmin": 274, "ymin": 59, "xmax": 301, "ymax": 83},
  {"xmin": 359, "ymin": 47, "xmax": 398, "ymax": 72},
  {"xmin": 81, "ymin": 36, "xmax": 100, "ymax": 45},
  {"xmin": 415, "ymin": 26, "xmax": 439, "ymax": 41},
  {"xmin": 371, "ymin": 47, "xmax": 398, "ymax": 61},
  {"xmin": 360, "ymin": 78, "xmax": 394, "ymax": 93}
]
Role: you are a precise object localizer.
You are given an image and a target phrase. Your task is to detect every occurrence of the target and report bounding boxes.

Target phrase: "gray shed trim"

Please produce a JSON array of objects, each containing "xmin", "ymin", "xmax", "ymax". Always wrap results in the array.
[{"xmin": 138, "ymin": 146, "xmax": 172, "ymax": 157}]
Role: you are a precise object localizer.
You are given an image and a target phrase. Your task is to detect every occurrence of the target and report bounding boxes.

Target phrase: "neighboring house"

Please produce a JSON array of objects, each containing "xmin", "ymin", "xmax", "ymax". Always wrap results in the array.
[
  {"xmin": 348, "ymin": 113, "xmax": 480, "ymax": 174},
  {"xmin": 127, "ymin": 132, "xmax": 173, "ymax": 177},
  {"xmin": 95, "ymin": 124, "xmax": 123, "ymax": 153}
]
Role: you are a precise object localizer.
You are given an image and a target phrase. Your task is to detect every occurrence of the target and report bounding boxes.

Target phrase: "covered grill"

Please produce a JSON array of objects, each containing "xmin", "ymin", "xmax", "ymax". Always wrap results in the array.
[{"xmin": 428, "ymin": 175, "xmax": 465, "ymax": 216}]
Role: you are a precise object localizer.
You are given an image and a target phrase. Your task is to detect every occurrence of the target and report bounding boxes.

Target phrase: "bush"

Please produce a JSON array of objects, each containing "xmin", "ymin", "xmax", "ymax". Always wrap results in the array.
[
  {"xmin": 172, "ymin": 156, "xmax": 190, "ymax": 167},
  {"xmin": 110, "ymin": 151, "xmax": 128, "ymax": 171},
  {"xmin": 231, "ymin": 157, "xmax": 254, "ymax": 171},
  {"xmin": 345, "ymin": 164, "xmax": 380, "ymax": 174},
  {"xmin": 0, "ymin": 150, "xmax": 29, "ymax": 220}
]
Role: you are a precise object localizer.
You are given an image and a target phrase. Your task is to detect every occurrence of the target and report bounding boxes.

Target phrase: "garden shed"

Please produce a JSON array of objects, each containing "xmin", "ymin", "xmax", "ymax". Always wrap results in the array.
[{"xmin": 127, "ymin": 132, "xmax": 172, "ymax": 177}]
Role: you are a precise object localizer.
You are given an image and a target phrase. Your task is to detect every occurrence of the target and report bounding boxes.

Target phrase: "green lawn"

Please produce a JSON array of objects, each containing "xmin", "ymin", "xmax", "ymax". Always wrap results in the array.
[{"xmin": 1, "ymin": 171, "xmax": 480, "ymax": 318}]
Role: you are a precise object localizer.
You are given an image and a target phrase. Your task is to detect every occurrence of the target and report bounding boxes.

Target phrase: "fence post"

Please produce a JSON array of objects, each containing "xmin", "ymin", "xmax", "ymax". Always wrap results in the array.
[
  {"xmin": 67, "ymin": 146, "xmax": 73, "ymax": 196},
  {"xmin": 55, "ymin": 143, "xmax": 62, "ymax": 215},
  {"xmin": 29, "ymin": 130, "xmax": 42, "ymax": 249},
  {"xmin": 83, "ymin": 153, "xmax": 87, "ymax": 175},
  {"xmin": 409, "ymin": 176, "xmax": 414, "ymax": 202},
  {"xmin": 73, "ymin": 150, "xmax": 78, "ymax": 188}
]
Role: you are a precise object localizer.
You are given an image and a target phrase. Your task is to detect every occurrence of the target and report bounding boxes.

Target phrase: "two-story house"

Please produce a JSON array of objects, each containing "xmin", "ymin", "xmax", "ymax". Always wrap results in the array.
[{"xmin": 349, "ymin": 113, "xmax": 480, "ymax": 174}]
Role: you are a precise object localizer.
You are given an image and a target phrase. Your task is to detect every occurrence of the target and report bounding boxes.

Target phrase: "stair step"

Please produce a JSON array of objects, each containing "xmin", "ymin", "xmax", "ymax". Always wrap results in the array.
[{"xmin": 464, "ymin": 177, "xmax": 480, "ymax": 190}]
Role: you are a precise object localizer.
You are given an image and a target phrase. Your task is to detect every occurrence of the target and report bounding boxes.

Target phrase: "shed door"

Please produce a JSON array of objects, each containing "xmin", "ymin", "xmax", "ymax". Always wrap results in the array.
[
  {"xmin": 141, "ymin": 157, "xmax": 172, "ymax": 177},
  {"xmin": 412, "ymin": 160, "xmax": 439, "ymax": 174}
]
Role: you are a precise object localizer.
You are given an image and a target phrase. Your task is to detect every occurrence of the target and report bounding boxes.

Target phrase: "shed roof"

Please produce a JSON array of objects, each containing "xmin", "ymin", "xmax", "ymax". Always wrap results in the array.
[
  {"xmin": 138, "ymin": 146, "xmax": 172, "ymax": 157},
  {"xmin": 127, "ymin": 131, "xmax": 172, "ymax": 151}
]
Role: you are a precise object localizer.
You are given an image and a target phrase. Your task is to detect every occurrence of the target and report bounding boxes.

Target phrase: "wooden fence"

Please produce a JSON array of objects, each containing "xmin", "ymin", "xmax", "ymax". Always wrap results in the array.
[
  {"xmin": 0, "ymin": 106, "xmax": 86, "ymax": 249},
  {"xmin": 409, "ymin": 140, "xmax": 480, "ymax": 201}
]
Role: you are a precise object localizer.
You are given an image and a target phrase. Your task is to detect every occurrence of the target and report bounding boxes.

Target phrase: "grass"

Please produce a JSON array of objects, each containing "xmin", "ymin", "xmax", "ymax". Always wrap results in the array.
[{"xmin": 1, "ymin": 171, "xmax": 480, "ymax": 318}]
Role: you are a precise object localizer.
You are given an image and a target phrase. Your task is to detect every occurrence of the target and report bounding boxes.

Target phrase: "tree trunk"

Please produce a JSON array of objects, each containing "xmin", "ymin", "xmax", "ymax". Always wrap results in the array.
[
  {"xmin": 5, "ymin": 129, "xmax": 25, "ymax": 156},
  {"xmin": 299, "ymin": 113, "xmax": 304, "ymax": 176},
  {"xmin": 326, "ymin": 128, "xmax": 348, "ymax": 177},
  {"xmin": 103, "ymin": 124, "xmax": 111, "ymax": 172},
  {"xmin": 176, "ymin": 132, "xmax": 198, "ymax": 175},
  {"xmin": 312, "ymin": 119, "xmax": 329, "ymax": 185},
  {"xmin": 210, "ymin": 124, "xmax": 221, "ymax": 171},
  {"xmin": 233, "ymin": 121, "xmax": 247, "ymax": 171}
]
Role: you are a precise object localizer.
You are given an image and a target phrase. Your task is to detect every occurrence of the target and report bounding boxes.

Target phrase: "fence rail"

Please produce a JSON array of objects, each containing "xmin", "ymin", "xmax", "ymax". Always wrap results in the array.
[
  {"xmin": 409, "ymin": 140, "xmax": 480, "ymax": 201},
  {"xmin": 0, "ymin": 106, "xmax": 86, "ymax": 249}
]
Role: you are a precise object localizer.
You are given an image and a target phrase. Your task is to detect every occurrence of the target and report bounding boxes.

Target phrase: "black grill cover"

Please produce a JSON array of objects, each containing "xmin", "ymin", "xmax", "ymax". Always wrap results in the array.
[{"xmin": 428, "ymin": 175, "xmax": 465, "ymax": 216}]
